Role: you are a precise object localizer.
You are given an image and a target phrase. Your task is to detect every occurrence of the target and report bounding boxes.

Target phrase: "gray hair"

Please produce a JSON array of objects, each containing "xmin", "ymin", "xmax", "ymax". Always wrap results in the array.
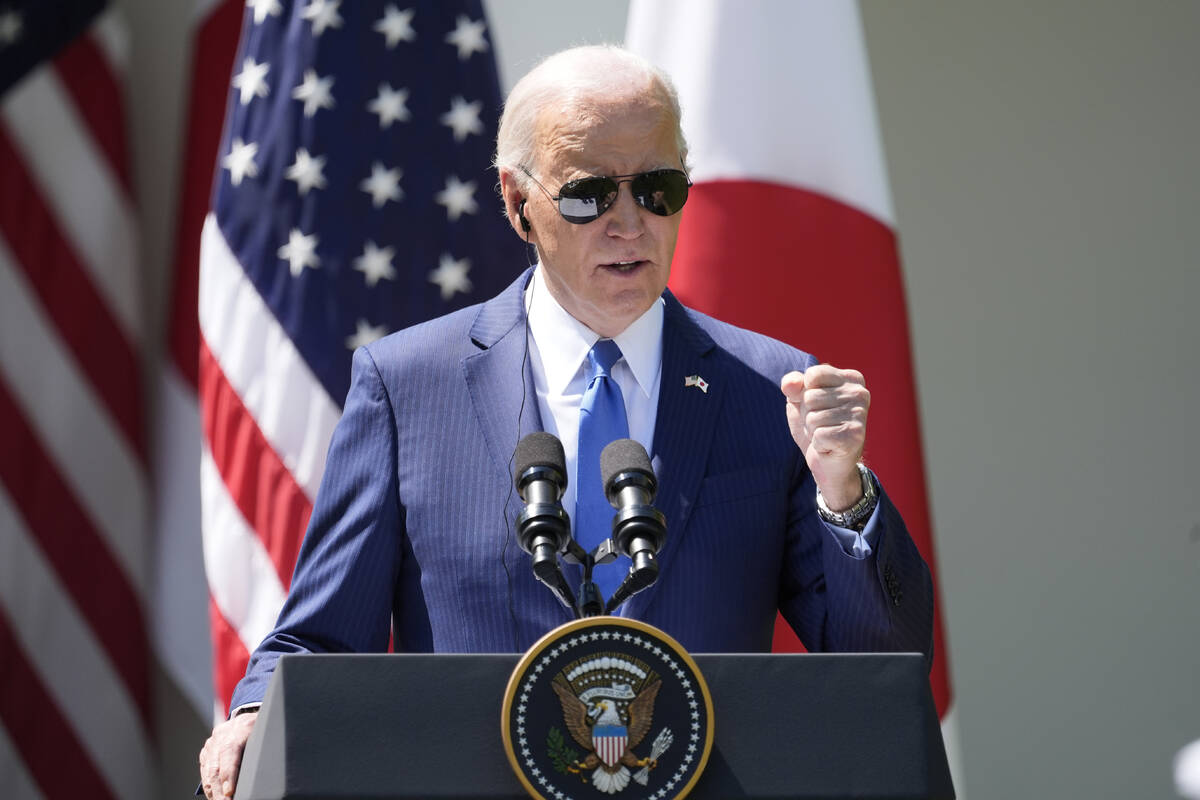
[{"xmin": 493, "ymin": 45, "xmax": 688, "ymax": 187}]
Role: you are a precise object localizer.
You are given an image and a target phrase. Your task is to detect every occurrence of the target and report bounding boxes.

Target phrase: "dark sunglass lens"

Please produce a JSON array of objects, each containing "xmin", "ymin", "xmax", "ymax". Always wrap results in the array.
[
  {"xmin": 557, "ymin": 177, "xmax": 618, "ymax": 223},
  {"xmin": 631, "ymin": 170, "xmax": 689, "ymax": 216}
]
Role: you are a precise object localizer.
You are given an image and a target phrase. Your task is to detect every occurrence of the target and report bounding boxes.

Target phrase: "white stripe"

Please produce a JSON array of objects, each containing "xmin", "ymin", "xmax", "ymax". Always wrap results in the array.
[
  {"xmin": 625, "ymin": 0, "xmax": 895, "ymax": 225},
  {"xmin": 150, "ymin": 365, "xmax": 214, "ymax": 717},
  {"xmin": 199, "ymin": 214, "xmax": 340, "ymax": 501},
  {"xmin": 0, "ymin": 67, "xmax": 141, "ymax": 344},
  {"xmin": 201, "ymin": 448, "xmax": 288, "ymax": 653},
  {"xmin": 0, "ymin": 487, "xmax": 153, "ymax": 800},
  {"xmin": 90, "ymin": 8, "xmax": 132, "ymax": 77},
  {"xmin": 941, "ymin": 702, "xmax": 967, "ymax": 799},
  {"xmin": 0, "ymin": 720, "xmax": 44, "ymax": 800},
  {"xmin": 0, "ymin": 240, "xmax": 148, "ymax": 598}
]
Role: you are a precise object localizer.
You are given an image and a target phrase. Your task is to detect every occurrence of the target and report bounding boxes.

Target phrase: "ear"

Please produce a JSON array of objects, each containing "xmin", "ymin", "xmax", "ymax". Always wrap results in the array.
[{"xmin": 499, "ymin": 169, "xmax": 532, "ymax": 239}]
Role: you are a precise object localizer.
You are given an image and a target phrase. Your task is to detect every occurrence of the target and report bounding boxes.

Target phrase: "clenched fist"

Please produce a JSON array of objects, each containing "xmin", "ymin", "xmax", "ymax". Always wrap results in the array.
[
  {"xmin": 199, "ymin": 711, "xmax": 257, "ymax": 799},
  {"xmin": 781, "ymin": 364, "xmax": 870, "ymax": 510}
]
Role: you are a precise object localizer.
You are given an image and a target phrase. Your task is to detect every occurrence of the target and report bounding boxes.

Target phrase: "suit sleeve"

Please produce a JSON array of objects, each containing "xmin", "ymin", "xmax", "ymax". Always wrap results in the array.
[
  {"xmin": 777, "ymin": 460, "xmax": 934, "ymax": 663},
  {"xmin": 230, "ymin": 346, "xmax": 402, "ymax": 708}
]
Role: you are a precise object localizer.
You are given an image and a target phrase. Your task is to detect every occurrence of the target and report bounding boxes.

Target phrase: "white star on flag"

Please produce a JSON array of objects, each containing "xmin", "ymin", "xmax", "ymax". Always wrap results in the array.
[
  {"xmin": 277, "ymin": 228, "xmax": 320, "ymax": 276},
  {"xmin": 292, "ymin": 68, "xmax": 335, "ymax": 117},
  {"xmin": 435, "ymin": 175, "xmax": 478, "ymax": 220},
  {"xmin": 429, "ymin": 253, "xmax": 472, "ymax": 300},
  {"xmin": 367, "ymin": 83, "xmax": 411, "ymax": 128},
  {"xmin": 246, "ymin": 0, "xmax": 282, "ymax": 25},
  {"xmin": 374, "ymin": 5, "xmax": 416, "ymax": 48},
  {"xmin": 360, "ymin": 162, "xmax": 403, "ymax": 208},
  {"xmin": 345, "ymin": 318, "xmax": 388, "ymax": 351},
  {"xmin": 445, "ymin": 14, "xmax": 488, "ymax": 60},
  {"xmin": 0, "ymin": 9, "xmax": 24, "ymax": 46},
  {"xmin": 440, "ymin": 95, "xmax": 484, "ymax": 142},
  {"xmin": 221, "ymin": 137, "xmax": 258, "ymax": 186},
  {"xmin": 232, "ymin": 57, "xmax": 270, "ymax": 105},
  {"xmin": 301, "ymin": 0, "xmax": 343, "ymax": 36},
  {"xmin": 285, "ymin": 148, "xmax": 327, "ymax": 196},
  {"xmin": 354, "ymin": 241, "xmax": 397, "ymax": 287}
]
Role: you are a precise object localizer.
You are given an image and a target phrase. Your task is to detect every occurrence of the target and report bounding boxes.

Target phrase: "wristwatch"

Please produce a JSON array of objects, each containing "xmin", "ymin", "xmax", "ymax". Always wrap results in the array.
[{"xmin": 815, "ymin": 463, "xmax": 878, "ymax": 531}]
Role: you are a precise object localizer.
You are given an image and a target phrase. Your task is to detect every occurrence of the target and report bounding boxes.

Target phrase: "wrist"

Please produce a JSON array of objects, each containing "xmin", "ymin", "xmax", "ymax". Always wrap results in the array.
[
  {"xmin": 816, "ymin": 463, "xmax": 878, "ymax": 530},
  {"xmin": 818, "ymin": 470, "xmax": 865, "ymax": 512}
]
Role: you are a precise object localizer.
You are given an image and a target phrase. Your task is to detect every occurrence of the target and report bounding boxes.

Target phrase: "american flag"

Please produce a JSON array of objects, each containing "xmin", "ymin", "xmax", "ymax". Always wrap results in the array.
[
  {"xmin": 197, "ymin": 0, "xmax": 523, "ymax": 715},
  {"xmin": 0, "ymin": 1, "xmax": 153, "ymax": 797}
]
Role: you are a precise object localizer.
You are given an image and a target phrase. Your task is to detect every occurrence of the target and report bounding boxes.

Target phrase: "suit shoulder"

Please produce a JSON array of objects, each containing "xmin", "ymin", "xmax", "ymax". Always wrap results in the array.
[
  {"xmin": 682, "ymin": 305, "xmax": 818, "ymax": 373},
  {"xmin": 360, "ymin": 302, "xmax": 488, "ymax": 372}
]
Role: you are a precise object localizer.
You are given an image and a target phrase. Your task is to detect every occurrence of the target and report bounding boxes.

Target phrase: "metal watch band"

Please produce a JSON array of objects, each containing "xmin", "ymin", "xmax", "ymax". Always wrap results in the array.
[{"xmin": 815, "ymin": 463, "xmax": 878, "ymax": 530}]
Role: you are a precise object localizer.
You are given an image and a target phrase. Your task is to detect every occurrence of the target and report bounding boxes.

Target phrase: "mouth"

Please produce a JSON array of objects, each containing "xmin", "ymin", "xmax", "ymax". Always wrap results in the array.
[{"xmin": 600, "ymin": 259, "xmax": 647, "ymax": 274}]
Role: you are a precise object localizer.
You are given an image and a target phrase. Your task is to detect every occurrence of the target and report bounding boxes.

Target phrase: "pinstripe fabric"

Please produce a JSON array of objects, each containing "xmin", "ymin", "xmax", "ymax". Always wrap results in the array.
[{"xmin": 231, "ymin": 269, "xmax": 933, "ymax": 707}]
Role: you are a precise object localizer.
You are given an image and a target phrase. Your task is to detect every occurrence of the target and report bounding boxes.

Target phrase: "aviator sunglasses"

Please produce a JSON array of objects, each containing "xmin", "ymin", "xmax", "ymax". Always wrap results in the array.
[{"xmin": 520, "ymin": 165, "xmax": 692, "ymax": 224}]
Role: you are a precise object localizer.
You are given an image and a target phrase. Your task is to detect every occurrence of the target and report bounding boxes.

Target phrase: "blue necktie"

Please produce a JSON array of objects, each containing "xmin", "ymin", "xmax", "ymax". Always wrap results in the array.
[{"xmin": 576, "ymin": 339, "xmax": 630, "ymax": 601}]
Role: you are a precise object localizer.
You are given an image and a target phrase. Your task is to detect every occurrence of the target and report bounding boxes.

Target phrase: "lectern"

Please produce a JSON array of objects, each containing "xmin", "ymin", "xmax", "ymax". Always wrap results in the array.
[{"xmin": 234, "ymin": 652, "xmax": 953, "ymax": 799}]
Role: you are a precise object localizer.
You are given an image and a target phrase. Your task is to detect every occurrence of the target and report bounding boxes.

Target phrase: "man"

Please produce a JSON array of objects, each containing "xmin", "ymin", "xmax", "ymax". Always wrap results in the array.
[{"xmin": 199, "ymin": 45, "xmax": 932, "ymax": 799}]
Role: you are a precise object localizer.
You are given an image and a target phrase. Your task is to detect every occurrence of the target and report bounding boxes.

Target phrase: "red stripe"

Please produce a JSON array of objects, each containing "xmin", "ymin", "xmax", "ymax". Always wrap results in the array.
[
  {"xmin": 199, "ymin": 336, "xmax": 312, "ymax": 589},
  {"xmin": 210, "ymin": 597, "xmax": 252, "ymax": 718},
  {"xmin": 0, "ymin": 609, "xmax": 117, "ymax": 799},
  {"xmin": 0, "ymin": 380, "xmax": 151, "ymax": 725},
  {"xmin": 51, "ymin": 34, "xmax": 133, "ymax": 197},
  {"xmin": 0, "ymin": 124, "xmax": 146, "ymax": 461},
  {"xmin": 674, "ymin": 180, "xmax": 951, "ymax": 714},
  {"xmin": 168, "ymin": 0, "xmax": 245, "ymax": 389}
]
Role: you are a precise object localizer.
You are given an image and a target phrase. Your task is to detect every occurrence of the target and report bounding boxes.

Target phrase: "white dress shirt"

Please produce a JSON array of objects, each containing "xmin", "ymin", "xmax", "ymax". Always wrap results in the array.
[{"xmin": 524, "ymin": 267, "xmax": 663, "ymax": 525}]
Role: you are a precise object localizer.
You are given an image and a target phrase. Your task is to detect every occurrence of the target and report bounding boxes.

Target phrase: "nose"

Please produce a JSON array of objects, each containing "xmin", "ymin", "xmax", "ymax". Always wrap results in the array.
[{"xmin": 604, "ymin": 181, "xmax": 644, "ymax": 240}]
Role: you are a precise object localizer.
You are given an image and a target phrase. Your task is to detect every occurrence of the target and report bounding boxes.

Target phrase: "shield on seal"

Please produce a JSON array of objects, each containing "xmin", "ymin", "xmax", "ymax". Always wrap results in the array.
[{"xmin": 592, "ymin": 724, "xmax": 628, "ymax": 768}]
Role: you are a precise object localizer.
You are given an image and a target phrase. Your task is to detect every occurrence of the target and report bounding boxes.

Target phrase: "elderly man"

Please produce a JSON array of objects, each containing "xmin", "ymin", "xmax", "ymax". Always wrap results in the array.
[{"xmin": 199, "ymin": 45, "xmax": 933, "ymax": 799}]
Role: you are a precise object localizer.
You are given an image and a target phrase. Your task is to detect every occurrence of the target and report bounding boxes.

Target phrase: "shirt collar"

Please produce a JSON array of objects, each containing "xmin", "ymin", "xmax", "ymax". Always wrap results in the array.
[{"xmin": 526, "ymin": 266, "xmax": 663, "ymax": 399}]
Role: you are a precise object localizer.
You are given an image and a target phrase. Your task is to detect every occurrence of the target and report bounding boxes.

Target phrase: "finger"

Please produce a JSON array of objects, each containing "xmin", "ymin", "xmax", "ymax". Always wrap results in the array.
[
  {"xmin": 785, "ymin": 399, "xmax": 811, "ymax": 451},
  {"xmin": 801, "ymin": 383, "xmax": 870, "ymax": 413},
  {"xmin": 217, "ymin": 740, "xmax": 243, "ymax": 799},
  {"xmin": 802, "ymin": 364, "xmax": 865, "ymax": 389},
  {"xmin": 200, "ymin": 740, "xmax": 220, "ymax": 798},
  {"xmin": 779, "ymin": 370, "xmax": 806, "ymax": 400},
  {"xmin": 802, "ymin": 406, "xmax": 861, "ymax": 436},
  {"xmin": 807, "ymin": 419, "xmax": 866, "ymax": 457},
  {"xmin": 219, "ymin": 713, "xmax": 257, "ymax": 799}
]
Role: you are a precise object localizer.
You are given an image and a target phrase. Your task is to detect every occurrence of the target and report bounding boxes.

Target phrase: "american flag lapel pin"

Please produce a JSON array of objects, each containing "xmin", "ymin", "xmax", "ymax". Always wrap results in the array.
[{"xmin": 684, "ymin": 374, "xmax": 709, "ymax": 393}]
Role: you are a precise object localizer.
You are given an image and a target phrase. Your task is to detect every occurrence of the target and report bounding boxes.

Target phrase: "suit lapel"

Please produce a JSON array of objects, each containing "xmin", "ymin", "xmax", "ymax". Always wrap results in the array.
[
  {"xmin": 463, "ymin": 269, "xmax": 543, "ymax": 489},
  {"xmin": 621, "ymin": 293, "xmax": 724, "ymax": 618}
]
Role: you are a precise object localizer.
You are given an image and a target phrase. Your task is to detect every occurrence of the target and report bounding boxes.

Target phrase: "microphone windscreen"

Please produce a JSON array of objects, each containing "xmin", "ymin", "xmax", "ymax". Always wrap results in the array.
[
  {"xmin": 515, "ymin": 432, "xmax": 567, "ymax": 478},
  {"xmin": 600, "ymin": 438, "xmax": 653, "ymax": 489}
]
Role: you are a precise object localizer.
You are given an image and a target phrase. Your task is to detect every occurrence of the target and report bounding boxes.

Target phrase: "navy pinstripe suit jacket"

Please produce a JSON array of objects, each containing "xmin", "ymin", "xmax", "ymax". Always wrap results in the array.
[{"xmin": 231, "ymin": 269, "xmax": 933, "ymax": 708}]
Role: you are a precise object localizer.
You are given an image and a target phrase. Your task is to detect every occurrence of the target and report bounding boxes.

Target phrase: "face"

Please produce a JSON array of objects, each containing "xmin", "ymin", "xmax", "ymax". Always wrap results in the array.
[{"xmin": 502, "ymin": 91, "xmax": 683, "ymax": 338}]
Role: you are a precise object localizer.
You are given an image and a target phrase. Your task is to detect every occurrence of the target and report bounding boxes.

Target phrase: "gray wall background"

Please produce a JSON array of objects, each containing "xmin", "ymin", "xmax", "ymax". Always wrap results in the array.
[{"xmin": 117, "ymin": 1, "xmax": 1199, "ymax": 797}]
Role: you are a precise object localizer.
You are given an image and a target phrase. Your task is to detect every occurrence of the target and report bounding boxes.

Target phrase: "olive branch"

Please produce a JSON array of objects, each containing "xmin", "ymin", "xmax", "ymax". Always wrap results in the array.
[{"xmin": 546, "ymin": 726, "xmax": 580, "ymax": 774}]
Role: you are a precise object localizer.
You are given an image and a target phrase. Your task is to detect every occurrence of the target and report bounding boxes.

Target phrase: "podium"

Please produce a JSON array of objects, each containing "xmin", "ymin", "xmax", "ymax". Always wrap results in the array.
[{"xmin": 235, "ymin": 653, "xmax": 953, "ymax": 799}]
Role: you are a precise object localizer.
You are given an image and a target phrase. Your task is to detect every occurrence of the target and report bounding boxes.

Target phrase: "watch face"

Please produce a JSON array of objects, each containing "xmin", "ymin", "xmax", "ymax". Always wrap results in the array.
[{"xmin": 501, "ymin": 617, "xmax": 714, "ymax": 800}]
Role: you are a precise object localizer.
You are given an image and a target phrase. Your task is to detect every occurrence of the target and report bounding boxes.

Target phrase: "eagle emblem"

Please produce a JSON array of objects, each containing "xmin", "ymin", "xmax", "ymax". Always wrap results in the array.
[
  {"xmin": 550, "ymin": 654, "xmax": 665, "ymax": 794},
  {"xmin": 502, "ymin": 617, "xmax": 712, "ymax": 800}
]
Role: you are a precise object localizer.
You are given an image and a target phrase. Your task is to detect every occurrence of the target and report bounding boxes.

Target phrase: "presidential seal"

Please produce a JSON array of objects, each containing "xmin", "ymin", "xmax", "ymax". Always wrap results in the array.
[{"xmin": 502, "ymin": 617, "xmax": 714, "ymax": 800}]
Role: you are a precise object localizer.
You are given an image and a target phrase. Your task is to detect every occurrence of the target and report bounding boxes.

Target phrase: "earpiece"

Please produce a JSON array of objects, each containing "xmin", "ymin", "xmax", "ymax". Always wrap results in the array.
[{"xmin": 518, "ymin": 199, "xmax": 532, "ymax": 233}]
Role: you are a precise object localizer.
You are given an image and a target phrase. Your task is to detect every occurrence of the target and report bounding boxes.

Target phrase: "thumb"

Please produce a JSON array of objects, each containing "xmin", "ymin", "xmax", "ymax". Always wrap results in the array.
[{"xmin": 780, "ymin": 370, "xmax": 806, "ymax": 401}]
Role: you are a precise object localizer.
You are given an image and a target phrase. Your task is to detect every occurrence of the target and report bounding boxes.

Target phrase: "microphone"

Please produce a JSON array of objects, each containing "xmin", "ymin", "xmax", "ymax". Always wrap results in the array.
[
  {"xmin": 599, "ymin": 439, "xmax": 667, "ymax": 613},
  {"xmin": 514, "ymin": 432, "xmax": 577, "ymax": 615}
]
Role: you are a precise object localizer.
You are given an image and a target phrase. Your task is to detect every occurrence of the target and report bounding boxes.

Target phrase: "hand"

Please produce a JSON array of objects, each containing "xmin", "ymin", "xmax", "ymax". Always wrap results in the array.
[
  {"xmin": 781, "ymin": 364, "xmax": 870, "ymax": 510},
  {"xmin": 199, "ymin": 711, "xmax": 258, "ymax": 800}
]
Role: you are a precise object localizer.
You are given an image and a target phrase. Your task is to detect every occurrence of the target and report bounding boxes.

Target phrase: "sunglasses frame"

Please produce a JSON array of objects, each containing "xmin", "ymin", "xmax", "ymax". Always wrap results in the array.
[{"xmin": 519, "ymin": 165, "xmax": 692, "ymax": 224}]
